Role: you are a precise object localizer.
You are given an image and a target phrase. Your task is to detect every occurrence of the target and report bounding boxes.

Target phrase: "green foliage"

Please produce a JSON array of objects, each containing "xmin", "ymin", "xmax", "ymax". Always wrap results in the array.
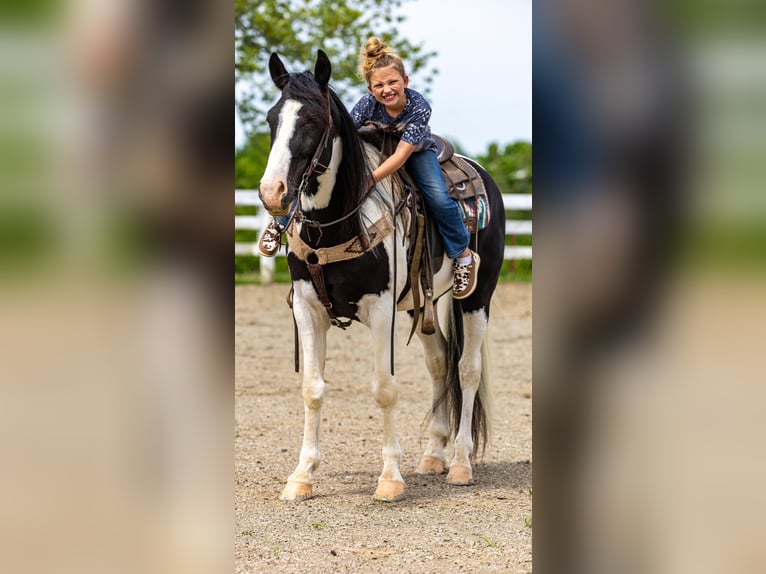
[
  {"xmin": 0, "ymin": 0, "xmax": 56, "ymax": 23},
  {"xmin": 235, "ymin": 0, "xmax": 437, "ymax": 138},
  {"xmin": 477, "ymin": 141, "xmax": 532, "ymax": 196},
  {"xmin": 663, "ymin": 0, "xmax": 766, "ymax": 35},
  {"xmin": 479, "ymin": 141, "xmax": 533, "ymax": 282},
  {"xmin": 234, "ymin": 256, "xmax": 292, "ymax": 284},
  {"xmin": 235, "ymin": 133, "xmax": 271, "ymax": 189}
]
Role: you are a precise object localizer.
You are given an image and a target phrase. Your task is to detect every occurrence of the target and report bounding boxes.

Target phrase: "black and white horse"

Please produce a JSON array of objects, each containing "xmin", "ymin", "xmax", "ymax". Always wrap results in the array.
[{"xmin": 258, "ymin": 50, "xmax": 506, "ymax": 501}]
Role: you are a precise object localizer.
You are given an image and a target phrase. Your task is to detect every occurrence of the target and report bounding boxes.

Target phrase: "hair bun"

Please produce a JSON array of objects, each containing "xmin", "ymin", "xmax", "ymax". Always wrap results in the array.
[
  {"xmin": 364, "ymin": 37, "xmax": 391, "ymax": 59},
  {"xmin": 359, "ymin": 36, "xmax": 404, "ymax": 82}
]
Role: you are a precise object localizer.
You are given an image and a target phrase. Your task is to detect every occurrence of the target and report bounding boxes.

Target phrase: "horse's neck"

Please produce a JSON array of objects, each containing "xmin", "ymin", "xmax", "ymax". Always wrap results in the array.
[
  {"xmin": 297, "ymin": 149, "xmax": 359, "ymax": 244},
  {"xmin": 361, "ymin": 141, "xmax": 404, "ymax": 209}
]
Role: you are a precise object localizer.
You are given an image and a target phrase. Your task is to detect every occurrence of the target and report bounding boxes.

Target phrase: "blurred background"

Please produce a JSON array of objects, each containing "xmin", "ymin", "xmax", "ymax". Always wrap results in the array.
[
  {"xmin": 0, "ymin": 0, "xmax": 232, "ymax": 572},
  {"xmin": 533, "ymin": 0, "xmax": 766, "ymax": 573}
]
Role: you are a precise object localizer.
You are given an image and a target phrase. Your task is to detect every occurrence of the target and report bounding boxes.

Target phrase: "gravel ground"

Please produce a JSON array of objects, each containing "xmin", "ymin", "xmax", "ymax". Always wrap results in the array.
[{"xmin": 235, "ymin": 282, "xmax": 532, "ymax": 573}]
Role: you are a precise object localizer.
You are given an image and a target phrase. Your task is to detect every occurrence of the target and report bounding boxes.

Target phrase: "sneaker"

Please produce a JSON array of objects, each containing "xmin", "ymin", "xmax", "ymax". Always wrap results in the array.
[
  {"xmin": 258, "ymin": 219, "xmax": 283, "ymax": 257},
  {"xmin": 452, "ymin": 251, "xmax": 481, "ymax": 299}
]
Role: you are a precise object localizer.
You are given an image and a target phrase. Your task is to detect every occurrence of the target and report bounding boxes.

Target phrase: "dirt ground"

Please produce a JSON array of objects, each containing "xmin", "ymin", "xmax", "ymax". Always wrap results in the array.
[{"xmin": 235, "ymin": 282, "xmax": 532, "ymax": 573}]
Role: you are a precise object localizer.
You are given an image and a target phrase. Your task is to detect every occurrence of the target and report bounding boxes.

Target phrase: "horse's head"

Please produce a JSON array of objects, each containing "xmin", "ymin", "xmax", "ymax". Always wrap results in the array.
[{"xmin": 259, "ymin": 50, "xmax": 337, "ymax": 216}]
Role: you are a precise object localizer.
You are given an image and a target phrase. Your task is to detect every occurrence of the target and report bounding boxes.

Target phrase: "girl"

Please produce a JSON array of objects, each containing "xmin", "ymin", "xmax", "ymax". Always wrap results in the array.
[{"xmin": 350, "ymin": 36, "xmax": 479, "ymax": 299}]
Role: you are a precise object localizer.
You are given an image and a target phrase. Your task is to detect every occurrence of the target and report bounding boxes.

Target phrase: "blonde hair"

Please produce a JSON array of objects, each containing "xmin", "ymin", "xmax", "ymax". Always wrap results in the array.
[{"xmin": 359, "ymin": 37, "xmax": 406, "ymax": 85}]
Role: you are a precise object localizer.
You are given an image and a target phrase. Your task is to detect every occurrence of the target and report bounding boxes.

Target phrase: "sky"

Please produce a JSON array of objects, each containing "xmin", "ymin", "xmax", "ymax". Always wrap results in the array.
[
  {"xmin": 235, "ymin": 0, "xmax": 532, "ymax": 157},
  {"xmin": 396, "ymin": 0, "xmax": 532, "ymax": 155}
]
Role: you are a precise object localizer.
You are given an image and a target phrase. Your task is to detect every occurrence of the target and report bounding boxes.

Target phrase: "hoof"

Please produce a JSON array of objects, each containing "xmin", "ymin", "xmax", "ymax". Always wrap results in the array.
[
  {"xmin": 280, "ymin": 481, "xmax": 313, "ymax": 501},
  {"xmin": 374, "ymin": 480, "xmax": 405, "ymax": 502},
  {"xmin": 415, "ymin": 455, "xmax": 446, "ymax": 475},
  {"xmin": 446, "ymin": 464, "xmax": 474, "ymax": 486}
]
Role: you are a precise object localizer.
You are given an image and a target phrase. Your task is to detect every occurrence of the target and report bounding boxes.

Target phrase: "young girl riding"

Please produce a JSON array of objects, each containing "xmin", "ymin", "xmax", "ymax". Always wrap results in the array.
[{"xmin": 258, "ymin": 37, "xmax": 479, "ymax": 299}]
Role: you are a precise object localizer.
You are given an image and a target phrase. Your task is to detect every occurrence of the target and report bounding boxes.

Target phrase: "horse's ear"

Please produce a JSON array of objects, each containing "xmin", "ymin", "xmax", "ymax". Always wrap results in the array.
[
  {"xmin": 314, "ymin": 50, "xmax": 332, "ymax": 90},
  {"xmin": 269, "ymin": 53, "xmax": 290, "ymax": 90}
]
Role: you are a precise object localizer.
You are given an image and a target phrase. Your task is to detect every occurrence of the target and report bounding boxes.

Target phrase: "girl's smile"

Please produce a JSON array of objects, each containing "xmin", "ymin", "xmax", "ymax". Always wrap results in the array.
[{"xmin": 369, "ymin": 66, "xmax": 409, "ymax": 117}]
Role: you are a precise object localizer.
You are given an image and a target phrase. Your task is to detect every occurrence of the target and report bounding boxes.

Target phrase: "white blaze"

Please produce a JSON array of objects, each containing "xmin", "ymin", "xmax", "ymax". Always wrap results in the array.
[{"xmin": 261, "ymin": 100, "xmax": 302, "ymax": 185}]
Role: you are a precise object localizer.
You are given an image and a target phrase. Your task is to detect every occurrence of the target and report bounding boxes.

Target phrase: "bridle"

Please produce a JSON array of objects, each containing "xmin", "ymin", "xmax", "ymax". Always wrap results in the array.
[
  {"xmin": 295, "ymin": 106, "xmax": 335, "ymax": 198},
  {"xmin": 286, "ymin": 97, "xmax": 381, "ymax": 235}
]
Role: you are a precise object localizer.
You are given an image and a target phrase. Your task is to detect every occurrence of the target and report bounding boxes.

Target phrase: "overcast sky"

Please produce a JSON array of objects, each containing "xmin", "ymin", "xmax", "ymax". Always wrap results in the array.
[
  {"xmin": 235, "ymin": 0, "xmax": 531, "ymax": 157},
  {"xmin": 396, "ymin": 0, "xmax": 532, "ymax": 155}
]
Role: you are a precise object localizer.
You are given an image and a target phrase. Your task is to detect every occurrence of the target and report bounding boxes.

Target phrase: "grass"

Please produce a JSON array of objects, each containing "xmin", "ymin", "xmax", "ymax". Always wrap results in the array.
[
  {"xmin": 524, "ymin": 516, "xmax": 532, "ymax": 528},
  {"xmin": 478, "ymin": 536, "xmax": 499, "ymax": 548},
  {"xmin": 501, "ymin": 258, "xmax": 532, "ymax": 282},
  {"xmin": 235, "ymin": 255, "xmax": 292, "ymax": 285}
]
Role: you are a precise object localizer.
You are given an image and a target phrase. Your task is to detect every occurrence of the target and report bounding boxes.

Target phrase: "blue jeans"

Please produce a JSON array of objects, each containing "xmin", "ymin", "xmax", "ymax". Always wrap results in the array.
[
  {"xmin": 274, "ymin": 201, "xmax": 296, "ymax": 229},
  {"xmin": 406, "ymin": 149, "xmax": 469, "ymax": 259}
]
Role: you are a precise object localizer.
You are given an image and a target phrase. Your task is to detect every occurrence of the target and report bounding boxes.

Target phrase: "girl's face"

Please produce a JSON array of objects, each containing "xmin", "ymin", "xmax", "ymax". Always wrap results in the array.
[{"xmin": 368, "ymin": 66, "xmax": 409, "ymax": 116}]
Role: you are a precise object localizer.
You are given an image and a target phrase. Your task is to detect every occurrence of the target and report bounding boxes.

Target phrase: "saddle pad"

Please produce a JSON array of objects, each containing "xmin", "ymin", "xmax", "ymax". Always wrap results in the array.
[{"xmin": 457, "ymin": 193, "xmax": 490, "ymax": 232}]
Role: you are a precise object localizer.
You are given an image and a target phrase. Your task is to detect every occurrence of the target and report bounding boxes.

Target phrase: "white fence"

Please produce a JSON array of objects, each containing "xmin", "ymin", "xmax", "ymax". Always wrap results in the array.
[{"xmin": 235, "ymin": 189, "xmax": 531, "ymax": 284}]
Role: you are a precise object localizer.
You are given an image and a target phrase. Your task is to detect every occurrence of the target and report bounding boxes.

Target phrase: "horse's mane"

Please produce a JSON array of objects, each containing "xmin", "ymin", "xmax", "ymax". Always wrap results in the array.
[{"xmin": 283, "ymin": 72, "xmax": 370, "ymax": 240}]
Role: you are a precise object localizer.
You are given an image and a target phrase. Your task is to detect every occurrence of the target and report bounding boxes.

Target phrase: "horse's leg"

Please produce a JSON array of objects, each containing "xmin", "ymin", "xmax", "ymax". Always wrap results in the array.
[
  {"xmin": 280, "ymin": 288, "xmax": 330, "ymax": 501},
  {"xmin": 414, "ymin": 312, "xmax": 450, "ymax": 475},
  {"xmin": 446, "ymin": 308, "xmax": 488, "ymax": 486},
  {"xmin": 368, "ymin": 310, "xmax": 405, "ymax": 502}
]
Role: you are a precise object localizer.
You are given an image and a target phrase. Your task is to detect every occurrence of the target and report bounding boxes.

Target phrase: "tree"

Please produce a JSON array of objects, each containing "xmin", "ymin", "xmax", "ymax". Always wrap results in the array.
[
  {"xmin": 235, "ymin": 133, "xmax": 271, "ymax": 190},
  {"xmin": 235, "ymin": 0, "xmax": 436, "ymax": 140},
  {"xmin": 478, "ymin": 141, "xmax": 532, "ymax": 196}
]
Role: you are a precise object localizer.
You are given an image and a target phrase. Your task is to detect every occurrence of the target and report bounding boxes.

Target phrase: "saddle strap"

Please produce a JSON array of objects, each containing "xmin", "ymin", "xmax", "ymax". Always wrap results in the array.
[
  {"xmin": 287, "ymin": 212, "xmax": 393, "ymax": 265},
  {"xmin": 407, "ymin": 212, "xmax": 425, "ymax": 345},
  {"xmin": 419, "ymin": 223, "xmax": 436, "ymax": 336},
  {"xmin": 286, "ymin": 285, "xmax": 300, "ymax": 373},
  {"xmin": 306, "ymin": 262, "xmax": 352, "ymax": 329}
]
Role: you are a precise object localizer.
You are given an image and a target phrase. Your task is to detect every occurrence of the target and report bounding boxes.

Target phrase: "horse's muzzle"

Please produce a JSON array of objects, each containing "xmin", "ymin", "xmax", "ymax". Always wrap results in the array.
[{"xmin": 258, "ymin": 179, "xmax": 291, "ymax": 216}]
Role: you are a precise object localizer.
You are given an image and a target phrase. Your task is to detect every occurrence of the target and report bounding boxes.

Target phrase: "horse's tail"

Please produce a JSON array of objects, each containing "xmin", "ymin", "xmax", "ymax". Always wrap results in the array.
[{"xmin": 441, "ymin": 298, "xmax": 493, "ymax": 459}]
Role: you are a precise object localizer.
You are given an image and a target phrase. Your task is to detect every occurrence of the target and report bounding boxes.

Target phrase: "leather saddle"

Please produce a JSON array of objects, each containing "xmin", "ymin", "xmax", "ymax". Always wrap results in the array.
[{"xmin": 358, "ymin": 124, "xmax": 485, "ymax": 338}]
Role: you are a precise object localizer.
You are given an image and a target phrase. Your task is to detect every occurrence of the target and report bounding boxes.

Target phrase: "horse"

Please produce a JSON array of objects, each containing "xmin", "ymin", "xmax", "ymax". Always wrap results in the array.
[{"xmin": 258, "ymin": 49, "xmax": 506, "ymax": 502}]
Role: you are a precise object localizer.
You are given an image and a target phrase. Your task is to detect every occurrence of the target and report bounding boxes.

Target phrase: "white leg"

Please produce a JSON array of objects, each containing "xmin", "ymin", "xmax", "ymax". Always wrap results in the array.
[
  {"xmin": 368, "ymin": 310, "xmax": 405, "ymax": 501},
  {"xmin": 447, "ymin": 309, "xmax": 488, "ymax": 486},
  {"xmin": 281, "ymin": 284, "xmax": 330, "ymax": 501},
  {"xmin": 414, "ymin": 312, "xmax": 450, "ymax": 475}
]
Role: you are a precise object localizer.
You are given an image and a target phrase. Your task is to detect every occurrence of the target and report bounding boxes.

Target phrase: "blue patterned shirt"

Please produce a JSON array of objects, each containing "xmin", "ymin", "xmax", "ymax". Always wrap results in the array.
[{"xmin": 350, "ymin": 88, "xmax": 438, "ymax": 153}]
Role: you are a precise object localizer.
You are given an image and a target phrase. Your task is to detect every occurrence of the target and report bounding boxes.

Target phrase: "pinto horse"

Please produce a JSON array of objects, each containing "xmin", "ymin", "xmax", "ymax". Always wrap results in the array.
[{"xmin": 258, "ymin": 50, "xmax": 506, "ymax": 501}]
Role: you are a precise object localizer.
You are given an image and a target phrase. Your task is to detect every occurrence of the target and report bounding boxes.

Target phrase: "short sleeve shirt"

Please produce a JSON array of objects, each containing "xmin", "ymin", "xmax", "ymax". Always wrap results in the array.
[{"xmin": 350, "ymin": 88, "xmax": 438, "ymax": 153}]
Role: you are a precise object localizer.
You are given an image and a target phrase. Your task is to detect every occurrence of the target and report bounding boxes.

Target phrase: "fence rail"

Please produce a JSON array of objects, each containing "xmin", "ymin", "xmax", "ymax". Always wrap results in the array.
[{"xmin": 235, "ymin": 190, "xmax": 531, "ymax": 283}]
